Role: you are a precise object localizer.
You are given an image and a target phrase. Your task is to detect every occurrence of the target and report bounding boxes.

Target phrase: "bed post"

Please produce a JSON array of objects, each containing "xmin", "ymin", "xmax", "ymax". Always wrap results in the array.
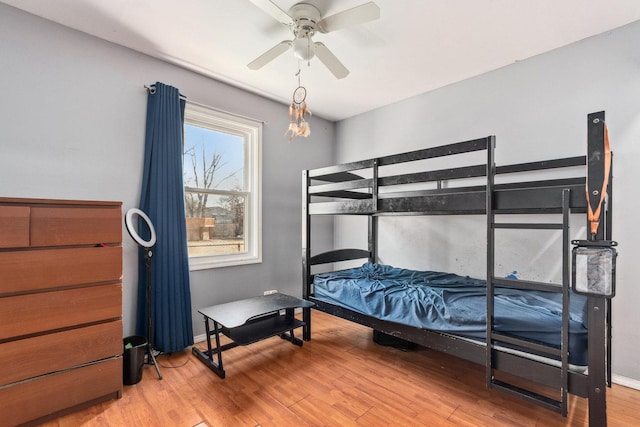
[
  {"xmin": 485, "ymin": 135, "xmax": 496, "ymax": 389},
  {"xmin": 586, "ymin": 110, "xmax": 609, "ymax": 426},
  {"xmin": 368, "ymin": 217, "xmax": 377, "ymax": 263},
  {"xmin": 302, "ymin": 169, "xmax": 312, "ymax": 341},
  {"xmin": 606, "ymin": 158, "xmax": 614, "ymax": 388},
  {"xmin": 369, "ymin": 159, "xmax": 379, "ymax": 263}
]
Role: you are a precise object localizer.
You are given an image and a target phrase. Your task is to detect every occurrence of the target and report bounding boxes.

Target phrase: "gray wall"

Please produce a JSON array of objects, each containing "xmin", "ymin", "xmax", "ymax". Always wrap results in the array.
[
  {"xmin": 0, "ymin": 4, "xmax": 335, "ymax": 339},
  {"xmin": 336, "ymin": 21, "xmax": 640, "ymax": 382}
]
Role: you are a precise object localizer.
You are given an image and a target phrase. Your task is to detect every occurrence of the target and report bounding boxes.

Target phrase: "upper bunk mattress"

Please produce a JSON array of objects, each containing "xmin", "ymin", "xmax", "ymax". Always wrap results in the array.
[{"xmin": 313, "ymin": 262, "xmax": 588, "ymax": 365}]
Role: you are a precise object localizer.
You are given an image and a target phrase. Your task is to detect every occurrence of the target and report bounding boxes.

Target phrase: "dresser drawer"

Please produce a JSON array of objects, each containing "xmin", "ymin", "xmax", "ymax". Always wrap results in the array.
[
  {"xmin": 30, "ymin": 206, "xmax": 122, "ymax": 246},
  {"xmin": 0, "ymin": 246, "xmax": 122, "ymax": 295},
  {"xmin": 0, "ymin": 206, "xmax": 30, "ymax": 248},
  {"xmin": 0, "ymin": 358, "xmax": 122, "ymax": 426},
  {"xmin": 0, "ymin": 320, "xmax": 122, "ymax": 386},
  {"xmin": 0, "ymin": 283, "xmax": 122, "ymax": 340}
]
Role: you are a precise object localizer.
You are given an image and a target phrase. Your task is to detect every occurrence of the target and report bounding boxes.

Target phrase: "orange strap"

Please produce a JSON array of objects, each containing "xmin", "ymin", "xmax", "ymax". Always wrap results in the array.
[{"xmin": 586, "ymin": 124, "xmax": 611, "ymax": 236}]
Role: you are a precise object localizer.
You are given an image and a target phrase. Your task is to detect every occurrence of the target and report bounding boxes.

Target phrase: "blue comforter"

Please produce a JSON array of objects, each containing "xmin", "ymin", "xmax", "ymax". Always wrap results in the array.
[{"xmin": 313, "ymin": 262, "xmax": 588, "ymax": 365}]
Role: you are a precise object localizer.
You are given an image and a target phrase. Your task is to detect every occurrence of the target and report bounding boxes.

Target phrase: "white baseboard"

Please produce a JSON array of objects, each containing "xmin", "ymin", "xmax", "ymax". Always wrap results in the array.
[{"xmin": 612, "ymin": 374, "xmax": 640, "ymax": 390}]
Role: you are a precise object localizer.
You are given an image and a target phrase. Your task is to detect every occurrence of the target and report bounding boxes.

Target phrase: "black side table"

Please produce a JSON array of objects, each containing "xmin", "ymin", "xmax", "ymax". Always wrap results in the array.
[{"xmin": 192, "ymin": 293, "xmax": 314, "ymax": 378}]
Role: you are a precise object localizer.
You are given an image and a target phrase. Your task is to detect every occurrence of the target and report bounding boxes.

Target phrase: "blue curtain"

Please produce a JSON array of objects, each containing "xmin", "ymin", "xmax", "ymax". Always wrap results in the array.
[{"xmin": 136, "ymin": 82, "xmax": 193, "ymax": 353}]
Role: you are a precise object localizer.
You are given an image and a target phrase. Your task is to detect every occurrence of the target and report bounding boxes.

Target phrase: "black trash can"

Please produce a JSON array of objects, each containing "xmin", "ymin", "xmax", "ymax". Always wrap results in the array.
[{"xmin": 123, "ymin": 336, "xmax": 147, "ymax": 385}]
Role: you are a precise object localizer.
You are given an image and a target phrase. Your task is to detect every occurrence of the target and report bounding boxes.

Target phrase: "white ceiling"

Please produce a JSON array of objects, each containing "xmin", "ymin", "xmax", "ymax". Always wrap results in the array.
[{"xmin": 4, "ymin": 0, "xmax": 640, "ymax": 121}]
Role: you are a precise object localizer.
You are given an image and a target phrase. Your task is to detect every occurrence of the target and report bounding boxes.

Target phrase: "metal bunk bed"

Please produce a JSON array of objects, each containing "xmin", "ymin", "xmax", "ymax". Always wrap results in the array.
[{"xmin": 302, "ymin": 112, "xmax": 614, "ymax": 425}]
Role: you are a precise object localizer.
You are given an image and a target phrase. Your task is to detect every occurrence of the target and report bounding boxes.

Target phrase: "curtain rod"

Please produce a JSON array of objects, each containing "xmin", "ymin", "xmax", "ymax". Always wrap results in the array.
[{"xmin": 144, "ymin": 85, "xmax": 268, "ymax": 124}]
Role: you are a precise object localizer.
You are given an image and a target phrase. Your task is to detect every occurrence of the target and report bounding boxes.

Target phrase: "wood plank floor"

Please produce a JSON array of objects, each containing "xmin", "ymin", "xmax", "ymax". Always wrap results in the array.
[{"xmin": 41, "ymin": 310, "xmax": 639, "ymax": 426}]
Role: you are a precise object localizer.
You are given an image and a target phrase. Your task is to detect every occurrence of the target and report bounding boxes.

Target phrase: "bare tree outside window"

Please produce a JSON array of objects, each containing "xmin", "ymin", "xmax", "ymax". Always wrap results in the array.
[
  {"xmin": 184, "ymin": 144, "xmax": 238, "ymax": 218},
  {"xmin": 220, "ymin": 188, "xmax": 245, "ymax": 237},
  {"xmin": 183, "ymin": 124, "xmax": 247, "ymax": 257}
]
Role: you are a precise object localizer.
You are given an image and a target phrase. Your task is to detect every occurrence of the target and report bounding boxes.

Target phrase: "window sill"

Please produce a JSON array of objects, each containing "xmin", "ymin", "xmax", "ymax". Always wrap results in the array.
[{"xmin": 188, "ymin": 254, "xmax": 262, "ymax": 271}]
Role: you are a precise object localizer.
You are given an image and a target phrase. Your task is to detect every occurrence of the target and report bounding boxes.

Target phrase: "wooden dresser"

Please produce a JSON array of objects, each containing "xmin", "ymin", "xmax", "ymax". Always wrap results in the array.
[{"xmin": 0, "ymin": 197, "xmax": 123, "ymax": 426}]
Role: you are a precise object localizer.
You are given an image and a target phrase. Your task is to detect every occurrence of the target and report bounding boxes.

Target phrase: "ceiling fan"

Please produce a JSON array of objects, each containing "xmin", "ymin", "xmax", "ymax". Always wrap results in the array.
[{"xmin": 247, "ymin": 1, "xmax": 380, "ymax": 79}]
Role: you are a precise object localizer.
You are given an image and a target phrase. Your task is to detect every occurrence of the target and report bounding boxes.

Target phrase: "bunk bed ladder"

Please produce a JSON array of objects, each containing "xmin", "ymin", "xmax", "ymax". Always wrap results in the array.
[{"xmin": 487, "ymin": 188, "xmax": 572, "ymax": 416}]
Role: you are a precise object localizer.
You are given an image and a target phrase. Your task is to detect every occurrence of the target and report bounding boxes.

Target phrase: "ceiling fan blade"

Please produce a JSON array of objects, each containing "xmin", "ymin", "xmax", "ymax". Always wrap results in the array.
[
  {"xmin": 318, "ymin": 1, "xmax": 380, "ymax": 33},
  {"xmin": 313, "ymin": 42, "xmax": 349, "ymax": 79},
  {"xmin": 247, "ymin": 41, "xmax": 292, "ymax": 69},
  {"xmin": 248, "ymin": 0, "xmax": 294, "ymax": 26}
]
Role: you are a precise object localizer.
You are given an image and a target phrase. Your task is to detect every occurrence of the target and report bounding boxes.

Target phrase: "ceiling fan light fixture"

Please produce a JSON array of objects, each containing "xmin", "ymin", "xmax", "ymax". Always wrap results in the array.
[
  {"xmin": 248, "ymin": 0, "xmax": 380, "ymax": 79},
  {"xmin": 292, "ymin": 36, "xmax": 314, "ymax": 61}
]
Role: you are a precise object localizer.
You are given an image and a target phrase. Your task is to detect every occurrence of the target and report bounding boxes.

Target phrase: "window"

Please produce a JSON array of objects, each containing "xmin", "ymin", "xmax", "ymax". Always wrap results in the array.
[{"xmin": 183, "ymin": 103, "xmax": 262, "ymax": 269}]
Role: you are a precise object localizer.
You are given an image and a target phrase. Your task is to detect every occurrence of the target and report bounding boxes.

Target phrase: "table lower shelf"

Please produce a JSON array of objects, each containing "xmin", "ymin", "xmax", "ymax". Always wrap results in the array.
[
  {"xmin": 192, "ymin": 312, "xmax": 306, "ymax": 379},
  {"xmin": 223, "ymin": 314, "xmax": 306, "ymax": 345}
]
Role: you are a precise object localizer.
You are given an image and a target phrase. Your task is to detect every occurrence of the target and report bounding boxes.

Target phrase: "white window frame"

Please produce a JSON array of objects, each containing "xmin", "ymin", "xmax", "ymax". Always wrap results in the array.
[{"xmin": 183, "ymin": 103, "xmax": 262, "ymax": 270}]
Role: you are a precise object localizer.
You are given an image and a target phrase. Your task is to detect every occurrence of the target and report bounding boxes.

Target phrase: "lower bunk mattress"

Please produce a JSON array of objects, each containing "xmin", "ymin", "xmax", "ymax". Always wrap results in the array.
[{"xmin": 313, "ymin": 262, "xmax": 588, "ymax": 366}]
